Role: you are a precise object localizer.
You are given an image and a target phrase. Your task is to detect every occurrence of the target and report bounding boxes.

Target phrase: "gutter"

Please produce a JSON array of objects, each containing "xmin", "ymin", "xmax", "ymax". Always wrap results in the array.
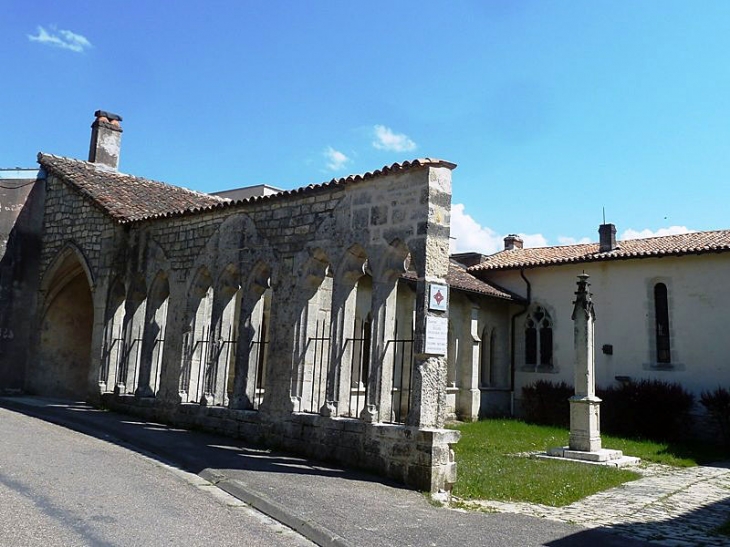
[{"xmin": 509, "ymin": 268, "xmax": 531, "ymax": 416}]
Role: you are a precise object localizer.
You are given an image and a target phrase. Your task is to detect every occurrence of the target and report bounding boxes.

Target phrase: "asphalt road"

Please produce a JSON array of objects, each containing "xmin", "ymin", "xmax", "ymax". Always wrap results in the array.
[{"xmin": 0, "ymin": 407, "xmax": 314, "ymax": 547}]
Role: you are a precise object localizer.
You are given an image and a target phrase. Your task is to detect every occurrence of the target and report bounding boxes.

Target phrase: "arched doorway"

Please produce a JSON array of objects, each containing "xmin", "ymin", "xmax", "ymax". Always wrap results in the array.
[{"xmin": 35, "ymin": 248, "xmax": 94, "ymax": 399}]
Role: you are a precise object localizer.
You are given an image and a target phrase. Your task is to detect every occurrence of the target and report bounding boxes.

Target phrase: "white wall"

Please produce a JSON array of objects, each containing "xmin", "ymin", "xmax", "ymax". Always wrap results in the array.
[{"xmin": 485, "ymin": 253, "xmax": 730, "ymax": 401}]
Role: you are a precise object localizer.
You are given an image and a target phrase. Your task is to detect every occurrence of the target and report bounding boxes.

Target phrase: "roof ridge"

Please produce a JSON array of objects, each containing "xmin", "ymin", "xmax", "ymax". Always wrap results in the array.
[
  {"xmin": 37, "ymin": 153, "xmax": 456, "ymax": 224},
  {"xmin": 38, "ymin": 152, "xmax": 229, "ymax": 203},
  {"xmin": 469, "ymin": 228, "xmax": 730, "ymax": 272}
]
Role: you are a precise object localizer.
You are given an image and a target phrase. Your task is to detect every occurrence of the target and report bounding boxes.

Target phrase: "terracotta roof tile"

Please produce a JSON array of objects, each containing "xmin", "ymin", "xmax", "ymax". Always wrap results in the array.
[
  {"xmin": 469, "ymin": 230, "xmax": 730, "ymax": 271},
  {"xmin": 38, "ymin": 153, "xmax": 227, "ymax": 223},
  {"xmin": 38, "ymin": 154, "xmax": 456, "ymax": 224},
  {"xmin": 402, "ymin": 261, "xmax": 520, "ymax": 301}
]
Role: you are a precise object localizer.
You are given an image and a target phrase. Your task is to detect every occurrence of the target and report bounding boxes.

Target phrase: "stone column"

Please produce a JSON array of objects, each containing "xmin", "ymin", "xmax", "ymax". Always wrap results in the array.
[
  {"xmin": 259, "ymin": 266, "xmax": 298, "ymax": 416},
  {"xmin": 458, "ymin": 305, "xmax": 481, "ymax": 421},
  {"xmin": 320, "ymin": 279, "xmax": 357, "ymax": 416},
  {"xmin": 360, "ymin": 274, "xmax": 399, "ymax": 423},
  {"xmin": 155, "ymin": 272, "xmax": 186, "ymax": 406},
  {"xmin": 322, "ymin": 274, "xmax": 359, "ymax": 416},
  {"xmin": 85, "ymin": 278, "xmax": 106, "ymax": 403},
  {"xmin": 229, "ymin": 296, "xmax": 263, "ymax": 409},
  {"xmin": 569, "ymin": 273, "xmax": 602, "ymax": 452},
  {"xmin": 135, "ymin": 312, "xmax": 159, "ymax": 398},
  {"xmin": 202, "ymin": 293, "xmax": 236, "ymax": 407}
]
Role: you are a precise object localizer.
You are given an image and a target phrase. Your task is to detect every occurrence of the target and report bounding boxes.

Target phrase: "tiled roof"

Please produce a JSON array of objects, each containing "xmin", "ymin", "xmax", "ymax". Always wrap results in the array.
[
  {"xmin": 402, "ymin": 260, "xmax": 520, "ymax": 301},
  {"xmin": 469, "ymin": 230, "xmax": 730, "ymax": 271},
  {"xmin": 38, "ymin": 154, "xmax": 456, "ymax": 224},
  {"xmin": 38, "ymin": 154, "xmax": 227, "ymax": 223}
]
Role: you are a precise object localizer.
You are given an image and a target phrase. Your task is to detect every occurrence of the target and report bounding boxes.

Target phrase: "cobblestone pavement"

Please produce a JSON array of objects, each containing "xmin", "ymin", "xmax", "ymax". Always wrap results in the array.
[{"xmin": 461, "ymin": 462, "xmax": 730, "ymax": 546}]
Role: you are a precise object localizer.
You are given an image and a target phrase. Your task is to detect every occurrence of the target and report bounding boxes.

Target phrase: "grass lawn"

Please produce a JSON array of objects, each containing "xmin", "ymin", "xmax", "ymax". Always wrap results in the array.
[{"xmin": 450, "ymin": 419, "xmax": 727, "ymax": 507}]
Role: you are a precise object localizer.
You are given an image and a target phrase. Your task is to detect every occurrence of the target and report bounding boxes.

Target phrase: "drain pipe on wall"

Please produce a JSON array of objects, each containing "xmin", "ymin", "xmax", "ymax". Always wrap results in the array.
[{"xmin": 509, "ymin": 268, "xmax": 531, "ymax": 416}]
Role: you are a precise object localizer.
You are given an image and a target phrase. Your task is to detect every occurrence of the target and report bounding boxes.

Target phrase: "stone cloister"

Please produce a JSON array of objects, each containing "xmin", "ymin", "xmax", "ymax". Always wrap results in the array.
[{"xmin": 22, "ymin": 113, "xmax": 464, "ymax": 491}]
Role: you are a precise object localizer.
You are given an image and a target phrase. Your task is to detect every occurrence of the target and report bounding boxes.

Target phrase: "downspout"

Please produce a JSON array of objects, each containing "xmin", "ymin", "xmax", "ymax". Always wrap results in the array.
[{"xmin": 509, "ymin": 268, "xmax": 531, "ymax": 416}]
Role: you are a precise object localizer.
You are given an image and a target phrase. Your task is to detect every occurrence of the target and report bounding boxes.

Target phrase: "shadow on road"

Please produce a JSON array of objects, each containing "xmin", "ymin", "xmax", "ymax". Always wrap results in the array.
[
  {"xmin": 1, "ymin": 396, "xmax": 662, "ymax": 547},
  {"xmin": 0, "ymin": 396, "xmax": 406, "ymax": 487}
]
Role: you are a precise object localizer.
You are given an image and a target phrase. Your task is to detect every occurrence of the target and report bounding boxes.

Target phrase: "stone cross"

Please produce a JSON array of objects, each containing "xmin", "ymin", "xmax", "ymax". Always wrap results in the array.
[{"xmin": 569, "ymin": 273, "xmax": 602, "ymax": 452}]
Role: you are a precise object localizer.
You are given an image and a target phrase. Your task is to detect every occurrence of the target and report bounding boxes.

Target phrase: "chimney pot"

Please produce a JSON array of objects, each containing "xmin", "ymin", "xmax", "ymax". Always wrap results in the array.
[
  {"xmin": 599, "ymin": 223, "xmax": 617, "ymax": 252},
  {"xmin": 89, "ymin": 109, "xmax": 123, "ymax": 170},
  {"xmin": 504, "ymin": 234, "xmax": 524, "ymax": 250}
]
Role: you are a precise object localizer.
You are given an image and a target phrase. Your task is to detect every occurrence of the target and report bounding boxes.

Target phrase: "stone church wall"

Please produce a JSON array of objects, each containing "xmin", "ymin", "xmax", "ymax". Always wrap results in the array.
[
  {"xmin": 30, "ymin": 160, "xmax": 459, "ymax": 492},
  {"xmin": 0, "ymin": 170, "xmax": 45, "ymax": 392}
]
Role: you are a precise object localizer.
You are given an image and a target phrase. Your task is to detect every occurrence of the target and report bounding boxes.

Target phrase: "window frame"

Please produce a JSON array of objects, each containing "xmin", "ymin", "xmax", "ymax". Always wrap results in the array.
[{"xmin": 523, "ymin": 305, "xmax": 554, "ymax": 372}]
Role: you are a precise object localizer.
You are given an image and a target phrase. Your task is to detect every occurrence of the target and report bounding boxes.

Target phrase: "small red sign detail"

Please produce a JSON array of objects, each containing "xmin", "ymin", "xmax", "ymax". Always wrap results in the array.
[{"xmin": 434, "ymin": 290, "xmax": 444, "ymax": 305}]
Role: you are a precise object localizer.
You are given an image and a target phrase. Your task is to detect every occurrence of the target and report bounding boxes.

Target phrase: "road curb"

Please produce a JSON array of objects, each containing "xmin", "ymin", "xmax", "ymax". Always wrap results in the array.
[
  {"xmin": 0, "ymin": 398, "xmax": 351, "ymax": 547},
  {"xmin": 200, "ymin": 470, "xmax": 353, "ymax": 547}
]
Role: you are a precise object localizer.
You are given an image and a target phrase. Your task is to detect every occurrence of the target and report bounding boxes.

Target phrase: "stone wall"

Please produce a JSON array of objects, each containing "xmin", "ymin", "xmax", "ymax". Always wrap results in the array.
[
  {"xmin": 105, "ymin": 393, "xmax": 459, "ymax": 492},
  {"xmin": 26, "ymin": 174, "xmax": 123, "ymax": 397},
  {"xmin": 29, "ymin": 160, "xmax": 460, "ymax": 492},
  {"xmin": 0, "ymin": 170, "xmax": 45, "ymax": 392}
]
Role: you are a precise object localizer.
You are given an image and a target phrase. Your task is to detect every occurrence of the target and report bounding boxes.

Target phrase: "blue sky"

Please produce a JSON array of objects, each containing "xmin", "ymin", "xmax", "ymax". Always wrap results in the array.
[{"xmin": 3, "ymin": 1, "xmax": 730, "ymax": 253}]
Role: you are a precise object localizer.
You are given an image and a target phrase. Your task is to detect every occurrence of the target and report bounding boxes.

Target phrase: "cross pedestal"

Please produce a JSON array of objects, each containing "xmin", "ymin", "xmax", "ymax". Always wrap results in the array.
[{"xmin": 547, "ymin": 274, "xmax": 639, "ymax": 467}]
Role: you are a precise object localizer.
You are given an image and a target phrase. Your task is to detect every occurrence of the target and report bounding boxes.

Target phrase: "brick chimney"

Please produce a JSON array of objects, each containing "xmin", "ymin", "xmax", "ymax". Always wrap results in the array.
[
  {"xmin": 89, "ymin": 110, "xmax": 123, "ymax": 170},
  {"xmin": 598, "ymin": 223, "xmax": 617, "ymax": 252},
  {"xmin": 504, "ymin": 234, "xmax": 523, "ymax": 250}
]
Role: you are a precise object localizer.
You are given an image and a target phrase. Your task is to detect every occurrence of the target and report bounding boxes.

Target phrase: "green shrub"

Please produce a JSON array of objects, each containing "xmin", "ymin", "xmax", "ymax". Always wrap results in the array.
[
  {"xmin": 521, "ymin": 380, "xmax": 573, "ymax": 427},
  {"xmin": 521, "ymin": 379, "xmax": 695, "ymax": 442},
  {"xmin": 700, "ymin": 387, "xmax": 730, "ymax": 446},
  {"xmin": 598, "ymin": 379, "xmax": 694, "ymax": 441}
]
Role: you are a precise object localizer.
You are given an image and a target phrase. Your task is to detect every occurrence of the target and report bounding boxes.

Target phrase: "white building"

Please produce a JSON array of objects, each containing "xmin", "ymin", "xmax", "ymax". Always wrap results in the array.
[{"xmin": 451, "ymin": 225, "xmax": 730, "ymax": 419}]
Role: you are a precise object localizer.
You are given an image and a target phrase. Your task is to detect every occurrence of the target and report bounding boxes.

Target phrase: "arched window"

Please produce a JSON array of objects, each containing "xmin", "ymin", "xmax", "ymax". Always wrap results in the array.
[
  {"xmin": 525, "ymin": 306, "xmax": 553, "ymax": 369},
  {"xmin": 480, "ymin": 326, "xmax": 496, "ymax": 387},
  {"xmin": 654, "ymin": 283, "xmax": 671, "ymax": 364}
]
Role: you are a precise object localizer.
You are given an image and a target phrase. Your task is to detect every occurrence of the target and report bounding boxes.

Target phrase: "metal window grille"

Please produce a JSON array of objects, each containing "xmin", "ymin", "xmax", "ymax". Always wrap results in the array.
[
  {"xmin": 346, "ymin": 320, "xmax": 370, "ymax": 418},
  {"xmin": 299, "ymin": 319, "xmax": 331, "ymax": 414},
  {"xmin": 249, "ymin": 322, "xmax": 268, "ymax": 410},
  {"xmin": 204, "ymin": 323, "xmax": 237, "ymax": 403},
  {"xmin": 389, "ymin": 335, "xmax": 414, "ymax": 424},
  {"xmin": 151, "ymin": 325, "xmax": 165, "ymax": 395}
]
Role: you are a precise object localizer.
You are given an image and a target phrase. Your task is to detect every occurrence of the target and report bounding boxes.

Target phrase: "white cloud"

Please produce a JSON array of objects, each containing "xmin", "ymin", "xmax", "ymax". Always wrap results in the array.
[
  {"xmin": 449, "ymin": 204, "xmax": 503, "ymax": 254},
  {"xmin": 372, "ymin": 125, "xmax": 416, "ymax": 152},
  {"xmin": 557, "ymin": 236, "xmax": 592, "ymax": 246},
  {"xmin": 449, "ymin": 203, "xmax": 548, "ymax": 254},
  {"xmin": 519, "ymin": 233, "xmax": 549, "ymax": 248},
  {"xmin": 28, "ymin": 26, "xmax": 92, "ymax": 53},
  {"xmin": 621, "ymin": 225, "xmax": 693, "ymax": 240},
  {"xmin": 323, "ymin": 146, "xmax": 350, "ymax": 171}
]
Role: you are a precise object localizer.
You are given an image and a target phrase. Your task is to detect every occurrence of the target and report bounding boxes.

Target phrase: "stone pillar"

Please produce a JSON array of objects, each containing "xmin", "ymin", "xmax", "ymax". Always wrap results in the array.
[
  {"xmin": 202, "ymin": 293, "xmax": 237, "ymax": 407},
  {"xmin": 85, "ymin": 278, "xmax": 106, "ymax": 403},
  {"xmin": 155, "ymin": 273, "xmax": 186, "ymax": 406},
  {"xmin": 135, "ymin": 312, "xmax": 158, "ymax": 398},
  {"xmin": 229, "ymin": 296, "xmax": 263, "ymax": 409},
  {"xmin": 360, "ymin": 274, "xmax": 399, "ymax": 423},
  {"xmin": 259, "ymin": 265, "xmax": 298, "ymax": 416},
  {"xmin": 569, "ymin": 273, "xmax": 602, "ymax": 452},
  {"xmin": 407, "ymin": 166, "xmax": 452, "ymax": 429},
  {"xmin": 322, "ymin": 273, "xmax": 359, "ymax": 416},
  {"xmin": 458, "ymin": 305, "xmax": 481, "ymax": 421},
  {"xmin": 135, "ymin": 273, "xmax": 170, "ymax": 399},
  {"xmin": 549, "ymin": 273, "xmax": 636, "ymax": 465}
]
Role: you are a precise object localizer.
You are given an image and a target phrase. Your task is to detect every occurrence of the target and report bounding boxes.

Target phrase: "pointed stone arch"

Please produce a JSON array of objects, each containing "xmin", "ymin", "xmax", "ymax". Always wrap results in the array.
[
  {"xmin": 360, "ymin": 238, "xmax": 410, "ymax": 423},
  {"xmin": 136, "ymin": 270, "xmax": 170, "ymax": 397},
  {"xmin": 203, "ymin": 262, "xmax": 242, "ymax": 406},
  {"xmin": 33, "ymin": 245, "xmax": 95, "ymax": 398},
  {"xmin": 180, "ymin": 266, "xmax": 214, "ymax": 402},
  {"xmin": 39, "ymin": 242, "xmax": 95, "ymax": 318},
  {"xmin": 230, "ymin": 260, "xmax": 272, "ymax": 409},
  {"xmin": 100, "ymin": 277, "xmax": 126, "ymax": 390},
  {"xmin": 117, "ymin": 274, "xmax": 147, "ymax": 394},
  {"xmin": 293, "ymin": 248, "xmax": 333, "ymax": 413},
  {"xmin": 324, "ymin": 243, "xmax": 369, "ymax": 417}
]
